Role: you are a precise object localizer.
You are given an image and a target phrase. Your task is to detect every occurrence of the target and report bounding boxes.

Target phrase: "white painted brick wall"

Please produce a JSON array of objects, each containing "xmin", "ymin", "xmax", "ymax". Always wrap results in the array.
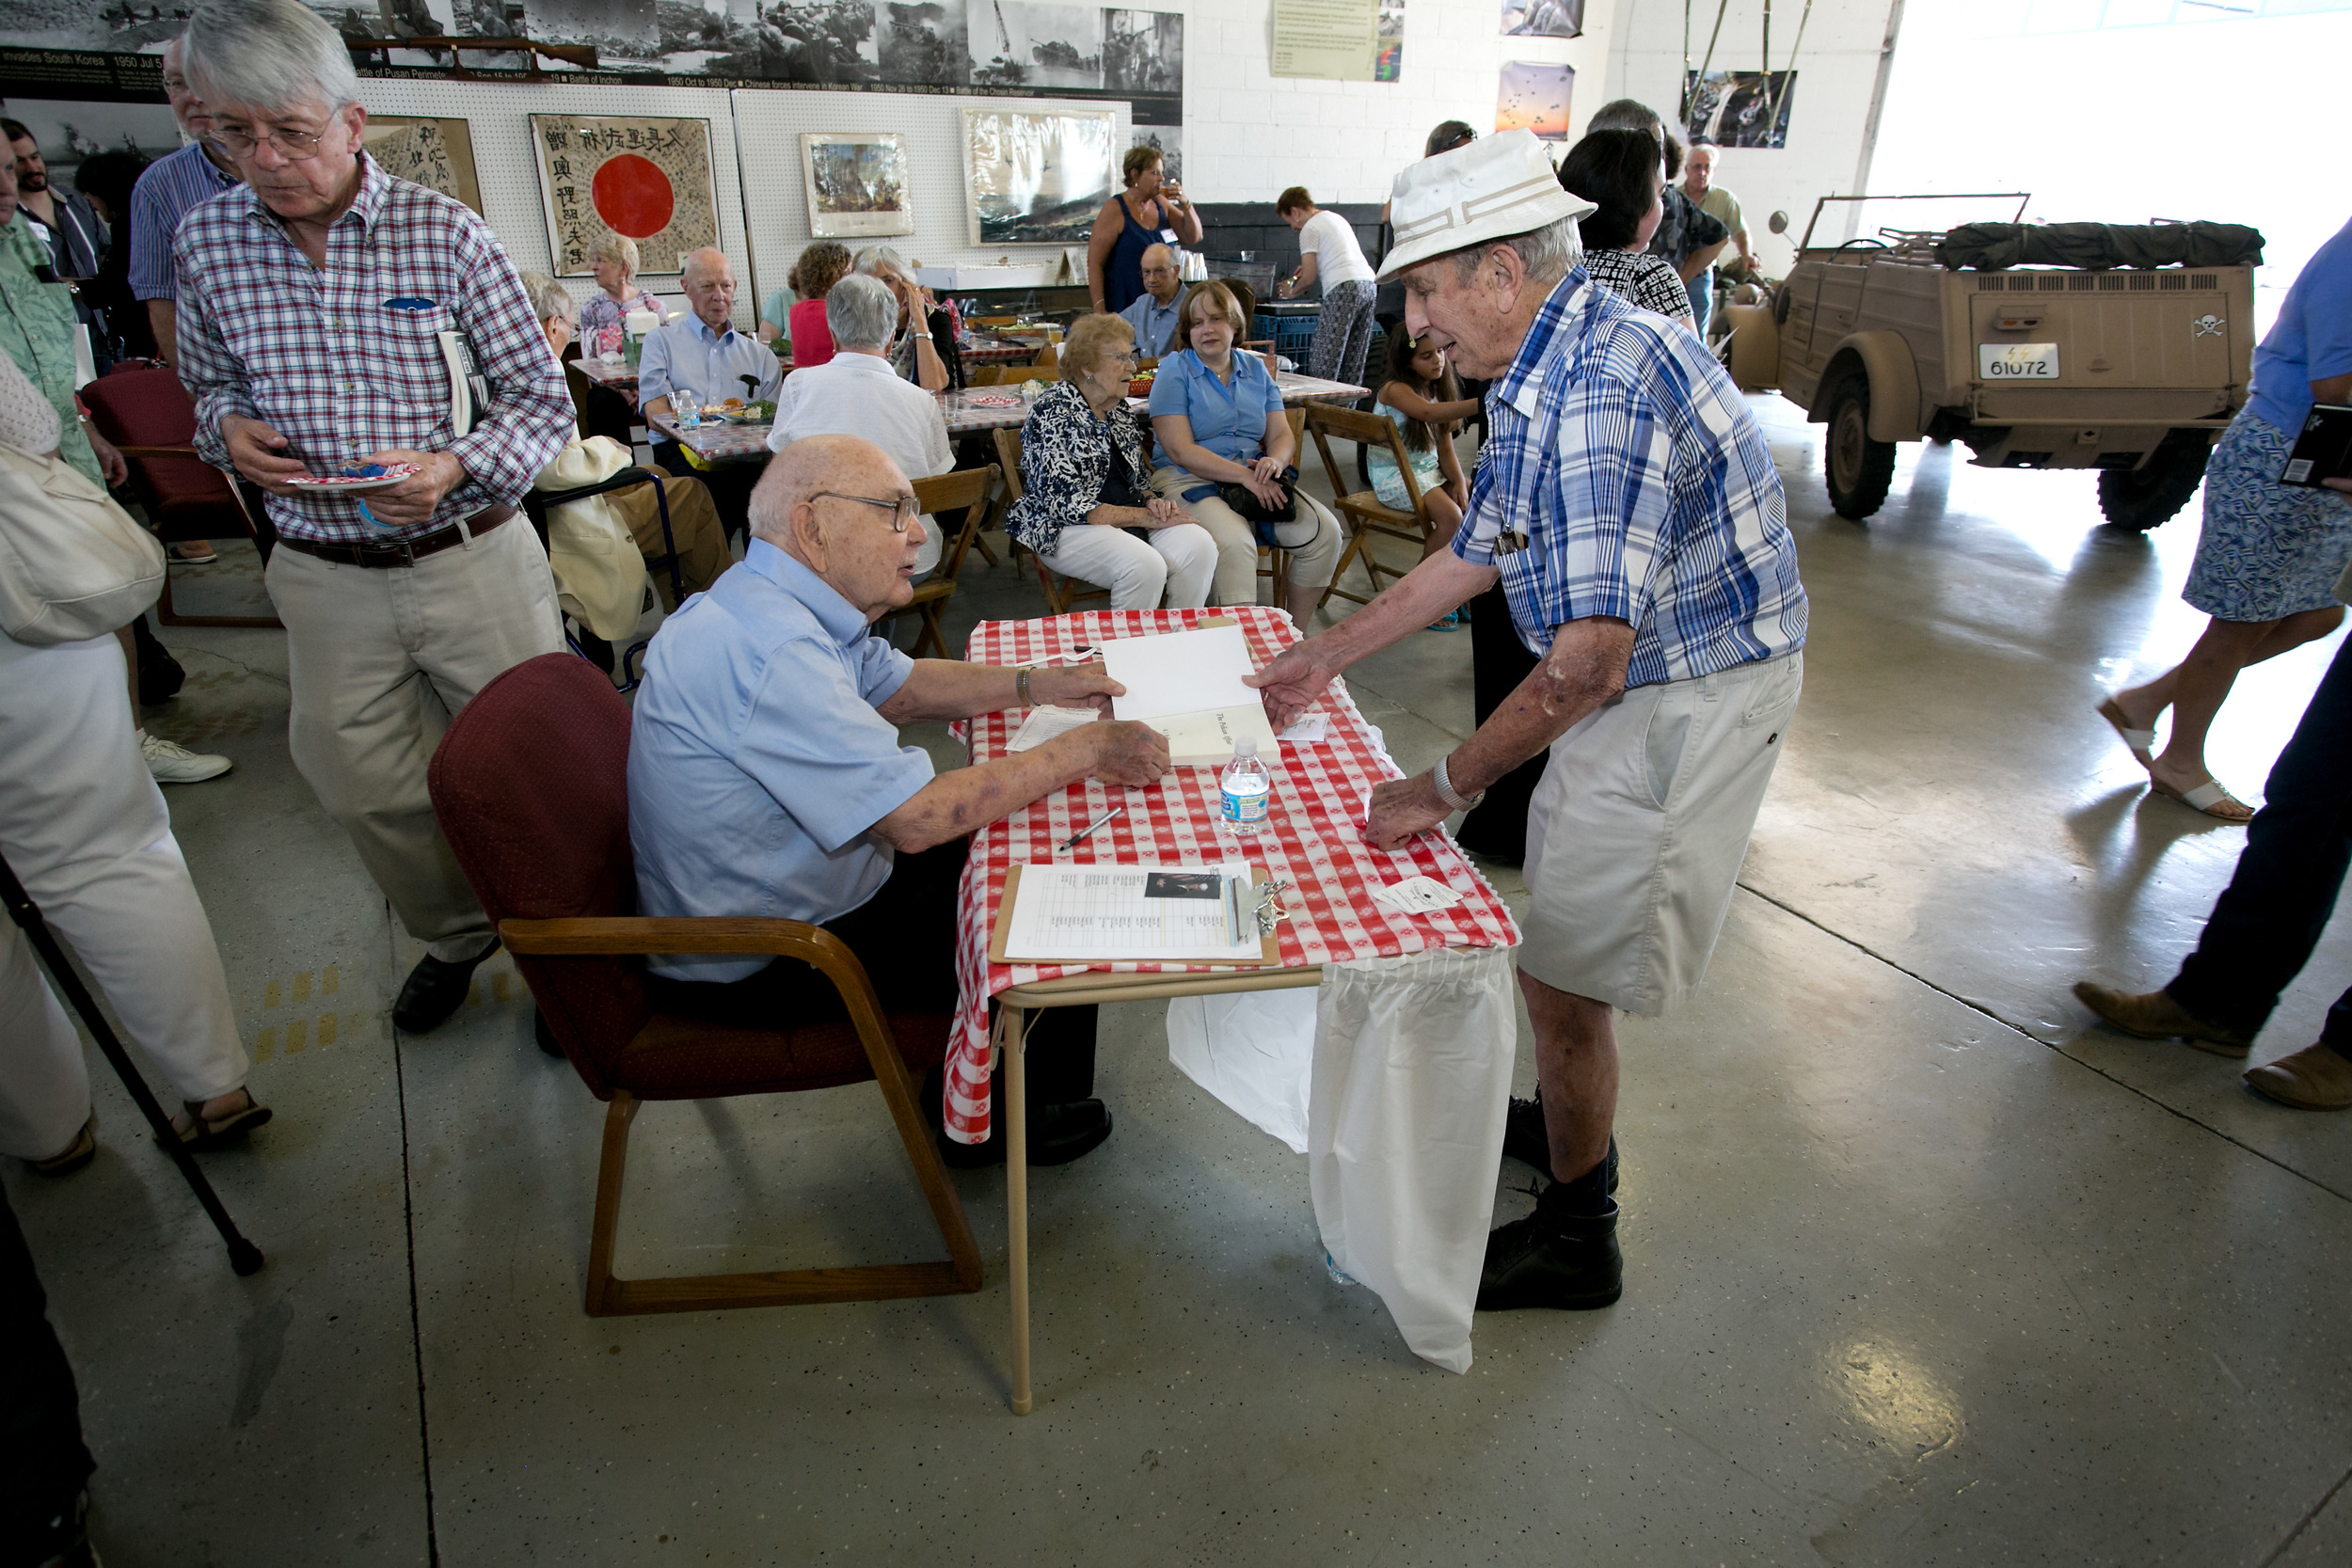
[{"xmin": 1182, "ymin": 0, "xmax": 1610, "ymax": 206}]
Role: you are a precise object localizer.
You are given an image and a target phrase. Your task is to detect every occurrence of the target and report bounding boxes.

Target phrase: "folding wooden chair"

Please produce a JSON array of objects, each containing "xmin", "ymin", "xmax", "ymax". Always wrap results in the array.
[
  {"xmin": 877, "ymin": 465, "xmax": 999, "ymax": 658},
  {"xmin": 991, "ymin": 427, "xmax": 1110, "ymax": 615},
  {"xmin": 1307, "ymin": 402, "xmax": 1433, "ymax": 610}
]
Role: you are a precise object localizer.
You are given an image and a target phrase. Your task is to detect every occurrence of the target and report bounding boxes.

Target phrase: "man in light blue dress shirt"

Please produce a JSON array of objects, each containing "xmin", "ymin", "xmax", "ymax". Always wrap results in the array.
[
  {"xmin": 628, "ymin": 434, "xmax": 1169, "ymax": 1166},
  {"xmin": 639, "ymin": 246, "xmax": 782, "ymax": 544},
  {"xmin": 1117, "ymin": 243, "xmax": 1184, "ymax": 357}
]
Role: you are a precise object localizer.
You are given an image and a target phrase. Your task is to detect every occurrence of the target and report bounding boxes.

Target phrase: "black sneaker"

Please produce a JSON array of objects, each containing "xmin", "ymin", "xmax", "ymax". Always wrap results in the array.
[
  {"xmin": 1499, "ymin": 1096, "xmax": 1617, "ymax": 1192},
  {"xmin": 1477, "ymin": 1184, "xmax": 1622, "ymax": 1311}
]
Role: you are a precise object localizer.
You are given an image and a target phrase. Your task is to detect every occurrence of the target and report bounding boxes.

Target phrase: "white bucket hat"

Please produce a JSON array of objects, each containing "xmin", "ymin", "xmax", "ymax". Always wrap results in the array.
[{"xmin": 1377, "ymin": 128, "xmax": 1597, "ymax": 282}]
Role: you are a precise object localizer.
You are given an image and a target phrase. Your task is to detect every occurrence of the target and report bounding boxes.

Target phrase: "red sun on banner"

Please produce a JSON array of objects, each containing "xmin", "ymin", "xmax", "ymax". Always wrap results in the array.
[{"xmin": 592, "ymin": 153, "xmax": 675, "ymax": 240}]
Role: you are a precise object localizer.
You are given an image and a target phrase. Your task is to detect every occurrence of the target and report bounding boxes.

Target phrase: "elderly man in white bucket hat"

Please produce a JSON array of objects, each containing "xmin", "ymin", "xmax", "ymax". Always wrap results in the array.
[{"xmin": 1248, "ymin": 128, "xmax": 1807, "ymax": 1312}]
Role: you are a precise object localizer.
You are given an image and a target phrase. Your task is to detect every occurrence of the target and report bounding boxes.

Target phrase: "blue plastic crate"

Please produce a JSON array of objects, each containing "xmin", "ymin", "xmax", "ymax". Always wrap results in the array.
[{"xmin": 1254, "ymin": 311, "xmax": 1318, "ymax": 358}]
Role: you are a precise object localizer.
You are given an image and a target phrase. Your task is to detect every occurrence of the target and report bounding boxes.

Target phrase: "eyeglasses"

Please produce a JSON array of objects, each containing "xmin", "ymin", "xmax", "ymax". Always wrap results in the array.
[
  {"xmin": 811, "ymin": 491, "xmax": 921, "ymax": 531},
  {"xmin": 210, "ymin": 122, "xmax": 328, "ymax": 160}
]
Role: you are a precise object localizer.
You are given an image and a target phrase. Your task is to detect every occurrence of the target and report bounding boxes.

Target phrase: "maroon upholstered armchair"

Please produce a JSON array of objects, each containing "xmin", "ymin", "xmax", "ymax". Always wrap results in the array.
[
  {"xmin": 79, "ymin": 366, "xmax": 281, "ymax": 630},
  {"xmin": 425, "ymin": 652, "xmax": 980, "ymax": 1317}
]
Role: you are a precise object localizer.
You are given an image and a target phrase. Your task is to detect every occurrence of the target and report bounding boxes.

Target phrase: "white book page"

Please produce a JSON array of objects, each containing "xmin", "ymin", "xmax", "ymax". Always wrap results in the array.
[
  {"xmin": 1003, "ymin": 863, "xmax": 1260, "ymax": 963},
  {"xmin": 1101, "ymin": 624, "xmax": 1264, "ymax": 724},
  {"xmin": 1008, "ymin": 705, "xmax": 1100, "ymax": 752}
]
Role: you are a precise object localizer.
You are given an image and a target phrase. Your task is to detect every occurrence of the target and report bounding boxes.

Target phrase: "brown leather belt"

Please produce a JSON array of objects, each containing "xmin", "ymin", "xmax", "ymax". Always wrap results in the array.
[{"xmin": 277, "ymin": 505, "xmax": 518, "ymax": 568}]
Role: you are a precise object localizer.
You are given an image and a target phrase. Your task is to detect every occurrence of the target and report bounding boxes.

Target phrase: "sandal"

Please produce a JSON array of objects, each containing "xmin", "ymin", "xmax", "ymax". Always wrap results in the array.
[
  {"xmin": 157, "ymin": 1088, "xmax": 272, "ymax": 1151},
  {"xmin": 2097, "ymin": 697, "xmax": 2156, "ymax": 765},
  {"xmin": 2149, "ymin": 775, "xmax": 2255, "ymax": 822},
  {"xmin": 32, "ymin": 1113, "xmax": 97, "ymax": 1176}
]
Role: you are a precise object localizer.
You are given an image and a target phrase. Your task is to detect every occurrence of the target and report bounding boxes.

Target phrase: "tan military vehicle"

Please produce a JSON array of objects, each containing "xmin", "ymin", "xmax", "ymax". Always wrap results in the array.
[{"xmin": 1722, "ymin": 195, "xmax": 2257, "ymax": 528}]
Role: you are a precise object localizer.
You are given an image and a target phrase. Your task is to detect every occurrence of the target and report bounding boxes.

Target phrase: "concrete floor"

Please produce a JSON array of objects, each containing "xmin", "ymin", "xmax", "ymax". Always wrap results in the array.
[{"xmin": 12, "ymin": 392, "xmax": 2352, "ymax": 1566}]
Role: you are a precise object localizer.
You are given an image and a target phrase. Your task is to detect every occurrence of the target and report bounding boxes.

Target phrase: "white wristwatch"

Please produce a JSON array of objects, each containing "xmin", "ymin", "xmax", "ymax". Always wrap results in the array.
[{"xmin": 1432, "ymin": 754, "xmax": 1486, "ymax": 813}]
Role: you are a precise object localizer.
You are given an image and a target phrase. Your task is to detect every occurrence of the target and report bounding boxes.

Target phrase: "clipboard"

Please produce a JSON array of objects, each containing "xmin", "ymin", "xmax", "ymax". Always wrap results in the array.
[{"xmin": 989, "ymin": 863, "xmax": 1283, "ymax": 967}]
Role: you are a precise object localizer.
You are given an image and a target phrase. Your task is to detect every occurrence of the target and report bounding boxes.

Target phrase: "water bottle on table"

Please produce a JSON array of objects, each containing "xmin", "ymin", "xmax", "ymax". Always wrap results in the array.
[{"xmin": 1220, "ymin": 737, "xmax": 1270, "ymax": 836}]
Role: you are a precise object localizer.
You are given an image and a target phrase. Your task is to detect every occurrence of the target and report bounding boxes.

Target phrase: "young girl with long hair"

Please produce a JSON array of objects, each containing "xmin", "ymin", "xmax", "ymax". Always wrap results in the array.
[{"xmin": 1369, "ymin": 323, "xmax": 1482, "ymax": 624}]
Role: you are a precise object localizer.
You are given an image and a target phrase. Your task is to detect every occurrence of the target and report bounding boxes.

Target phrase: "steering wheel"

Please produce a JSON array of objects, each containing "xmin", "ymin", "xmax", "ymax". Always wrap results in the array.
[{"xmin": 1836, "ymin": 237, "xmax": 1891, "ymax": 251}]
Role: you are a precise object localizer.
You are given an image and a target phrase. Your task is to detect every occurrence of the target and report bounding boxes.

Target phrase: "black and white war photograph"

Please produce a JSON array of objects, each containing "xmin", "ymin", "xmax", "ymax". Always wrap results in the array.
[
  {"xmin": 961, "ymin": 105, "xmax": 1115, "ymax": 245},
  {"xmin": 1130, "ymin": 121, "xmax": 1179, "ymax": 182},
  {"xmin": 1102, "ymin": 7, "xmax": 1181, "ymax": 94},
  {"xmin": 971, "ymin": 1, "xmax": 1104, "ymax": 90},
  {"xmin": 875, "ymin": 0, "xmax": 969, "ymax": 84}
]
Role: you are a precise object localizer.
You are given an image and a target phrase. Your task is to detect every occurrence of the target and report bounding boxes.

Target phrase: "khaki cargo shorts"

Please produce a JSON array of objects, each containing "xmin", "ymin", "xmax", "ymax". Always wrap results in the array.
[{"xmin": 1518, "ymin": 650, "xmax": 1803, "ymax": 1016}]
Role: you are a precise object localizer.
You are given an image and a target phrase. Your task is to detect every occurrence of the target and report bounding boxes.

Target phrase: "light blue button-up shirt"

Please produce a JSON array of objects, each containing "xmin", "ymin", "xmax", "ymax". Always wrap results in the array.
[
  {"xmin": 1147, "ymin": 346, "xmax": 1284, "ymax": 468},
  {"xmin": 1120, "ymin": 289, "xmax": 1183, "ymax": 357},
  {"xmin": 628, "ymin": 540, "xmax": 934, "ymax": 982},
  {"xmin": 637, "ymin": 310, "xmax": 783, "ymax": 412}
]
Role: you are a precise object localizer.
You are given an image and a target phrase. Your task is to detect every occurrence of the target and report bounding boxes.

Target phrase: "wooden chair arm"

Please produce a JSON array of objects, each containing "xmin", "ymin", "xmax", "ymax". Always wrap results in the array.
[
  {"xmin": 112, "ymin": 442, "xmax": 202, "ymax": 461},
  {"xmin": 502, "ymin": 915, "xmax": 842, "ymax": 958}
]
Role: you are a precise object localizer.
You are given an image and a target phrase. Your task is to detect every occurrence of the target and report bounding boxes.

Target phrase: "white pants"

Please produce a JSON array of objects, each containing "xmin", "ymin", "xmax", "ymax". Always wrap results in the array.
[
  {"xmin": 0, "ymin": 630, "xmax": 246, "ymax": 1159},
  {"xmin": 1150, "ymin": 467, "xmax": 1344, "ymax": 606},
  {"xmin": 265, "ymin": 516, "xmax": 564, "ymax": 957},
  {"xmin": 1029, "ymin": 518, "xmax": 1218, "ymax": 611}
]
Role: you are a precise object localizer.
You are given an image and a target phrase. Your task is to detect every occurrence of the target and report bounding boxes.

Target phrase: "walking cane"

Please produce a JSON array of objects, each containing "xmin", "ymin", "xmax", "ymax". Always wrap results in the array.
[{"xmin": 0, "ymin": 848, "xmax": 263, "ymax": 1277}]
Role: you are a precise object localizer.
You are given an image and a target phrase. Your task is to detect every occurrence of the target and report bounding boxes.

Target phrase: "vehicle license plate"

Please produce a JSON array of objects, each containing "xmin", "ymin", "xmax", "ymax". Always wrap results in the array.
[{"xmin": 1979, "ymin": 342, "xmax": 2060, "ymax": 380}]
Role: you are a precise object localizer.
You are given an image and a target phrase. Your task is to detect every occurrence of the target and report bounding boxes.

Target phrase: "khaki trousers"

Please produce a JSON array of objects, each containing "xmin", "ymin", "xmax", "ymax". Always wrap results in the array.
[
  {"xmin": 610, "ymin": 474, "xmax": 731, "ymax": 610},
  {"xmin": 1150, "ymin": 467, "xmax": 1344, "ymax": 607},
  {"xmin": 263, "ymin": 517, "xmax": 564, "ymax": 957}
]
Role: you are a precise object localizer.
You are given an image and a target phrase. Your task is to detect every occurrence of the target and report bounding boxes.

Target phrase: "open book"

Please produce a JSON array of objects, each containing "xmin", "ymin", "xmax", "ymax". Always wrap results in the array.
[{"xmin": 1099, "ymin": 621, "xmax": 1280, "ymax": 768}]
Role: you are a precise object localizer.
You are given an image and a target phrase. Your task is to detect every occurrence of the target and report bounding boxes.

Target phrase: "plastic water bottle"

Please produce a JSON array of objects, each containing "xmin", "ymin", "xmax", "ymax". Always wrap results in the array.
[{"xmin": 1220, "ymin": 737, "xmax": 1270, "ymax": 835}]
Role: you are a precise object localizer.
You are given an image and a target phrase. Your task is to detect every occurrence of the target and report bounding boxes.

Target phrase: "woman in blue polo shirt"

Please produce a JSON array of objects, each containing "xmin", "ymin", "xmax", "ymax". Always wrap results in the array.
[{"xmin": 1146, "ymin": 281, "xmax": 1343, "ymax": 621}]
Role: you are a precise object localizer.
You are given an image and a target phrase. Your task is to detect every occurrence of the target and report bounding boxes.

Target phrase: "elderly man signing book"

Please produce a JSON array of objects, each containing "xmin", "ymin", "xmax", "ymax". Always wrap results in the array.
[{"xmin": 628, "ymin": 435, "xmax": 1172, "ymax": 1167}]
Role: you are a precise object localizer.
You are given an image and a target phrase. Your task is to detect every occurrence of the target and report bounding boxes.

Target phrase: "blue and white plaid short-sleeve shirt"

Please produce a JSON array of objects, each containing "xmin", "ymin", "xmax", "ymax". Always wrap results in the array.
[{"xmin": 1454, "ymin": 271, "xmax": 1807, "ymax": 688}]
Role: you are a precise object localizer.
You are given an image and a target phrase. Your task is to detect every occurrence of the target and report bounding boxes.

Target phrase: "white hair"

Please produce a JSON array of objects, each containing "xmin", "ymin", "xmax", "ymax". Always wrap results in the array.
[
  {"xmin": 182, "ymin": 0, "xmax": 362, "ymax": 115},
  {"xmin": 852, "ymin": 245, "xmax": 909, "ymax": 278},
  {"xmin": 824, "ymin": 273, "xmax": 898, "ymax": 352},
  {"xmin": 1447, "ymin": 215, "xmax": 1584, "ymax": 288},
  {"xmin": 588, "ymin": 233, "xmax": 640, "ymax": 279},
  {"xmin": 516, "ymin": 269, "xmax": 576, "ymax": 327}
]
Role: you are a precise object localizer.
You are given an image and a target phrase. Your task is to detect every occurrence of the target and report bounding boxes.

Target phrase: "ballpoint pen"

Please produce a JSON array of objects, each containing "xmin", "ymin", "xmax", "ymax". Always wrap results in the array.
[{"xmin": 1057, "ymin": 805, "xmax": 1125, "ymax": 852}]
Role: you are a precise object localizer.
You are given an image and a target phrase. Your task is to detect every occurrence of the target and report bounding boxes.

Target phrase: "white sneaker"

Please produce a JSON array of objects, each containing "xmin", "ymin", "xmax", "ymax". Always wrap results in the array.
[{"xmin": 141, "ymin": 731, "xmax": 232, "ymax": 784}]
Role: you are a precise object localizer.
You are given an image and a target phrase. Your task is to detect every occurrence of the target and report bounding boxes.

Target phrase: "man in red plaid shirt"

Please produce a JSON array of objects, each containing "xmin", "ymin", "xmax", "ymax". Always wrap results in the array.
[{"xmin": 174, "ymin": 0, "xmax": 577, "ymax": 1033}]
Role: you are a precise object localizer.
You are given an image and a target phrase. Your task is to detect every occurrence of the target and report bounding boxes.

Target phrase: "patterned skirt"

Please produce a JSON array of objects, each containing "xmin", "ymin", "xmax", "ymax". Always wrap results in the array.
[{"xmin": 2183, "ymin": 410, "xmax": 2352, "ymax": 622}]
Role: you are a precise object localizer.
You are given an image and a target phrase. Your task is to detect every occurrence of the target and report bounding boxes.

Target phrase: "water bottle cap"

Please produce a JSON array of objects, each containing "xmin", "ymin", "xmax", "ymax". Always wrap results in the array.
[{"xmin": 1233, "ymin": 737, "xmax": 1258, "ymax": 758}]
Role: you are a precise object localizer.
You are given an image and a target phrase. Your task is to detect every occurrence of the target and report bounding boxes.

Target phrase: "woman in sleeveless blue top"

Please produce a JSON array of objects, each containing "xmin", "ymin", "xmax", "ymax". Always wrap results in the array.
[{"xmin": 1089, "ymin": 147, "xmax": 1202, "ymax": 315}]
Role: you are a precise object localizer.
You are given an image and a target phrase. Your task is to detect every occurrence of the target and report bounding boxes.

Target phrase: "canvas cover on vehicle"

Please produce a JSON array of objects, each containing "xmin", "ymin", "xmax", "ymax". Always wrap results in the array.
[{"xmin": 1935, "ymin": 221, "xmax": 2265, "ymax": 271}]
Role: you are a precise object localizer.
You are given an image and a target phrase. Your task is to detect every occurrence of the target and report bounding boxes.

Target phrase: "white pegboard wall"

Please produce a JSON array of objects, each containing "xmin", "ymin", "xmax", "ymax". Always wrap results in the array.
[
  {"xmin": 731, "ymin": 89, "xmax": 1130, "ymax": 304},
  {"xmin": 356, "ymin": 77, "xmax": 1127, "ymax": 333},
  {"xmin": 356, "ymin": 77, "xmax": 754, "ymax": 328}
]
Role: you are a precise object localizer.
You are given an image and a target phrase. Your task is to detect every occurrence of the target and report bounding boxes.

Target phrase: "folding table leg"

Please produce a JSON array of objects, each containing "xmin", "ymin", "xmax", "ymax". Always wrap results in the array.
[{"xmin": 1003, "ymin": 1004, "xmax": 1032, "ymax": 1415}]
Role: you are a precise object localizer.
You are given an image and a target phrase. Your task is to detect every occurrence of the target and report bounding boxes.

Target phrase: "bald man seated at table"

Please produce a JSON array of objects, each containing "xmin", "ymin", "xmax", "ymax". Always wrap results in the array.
[{"xmin": 628, "ymin": 434, "xmax": 1170, "ymax": 1166}]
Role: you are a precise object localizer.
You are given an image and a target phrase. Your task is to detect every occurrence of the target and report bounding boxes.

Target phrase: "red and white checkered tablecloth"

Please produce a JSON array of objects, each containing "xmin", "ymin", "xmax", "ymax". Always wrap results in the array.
[{"xmin": 945, "ymin": 605, "xmax": 1520, "ymax": 1145}]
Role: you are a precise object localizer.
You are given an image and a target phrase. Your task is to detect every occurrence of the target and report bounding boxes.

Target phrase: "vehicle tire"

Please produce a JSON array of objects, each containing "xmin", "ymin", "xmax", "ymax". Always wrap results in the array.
[
  {"xmin": 2097, "ymin": 436, "xmax": 2212, "ymax": 531},
  {"xmin": 1824, "ymin": 373, "xmax": 1896, "ymax": 521}
]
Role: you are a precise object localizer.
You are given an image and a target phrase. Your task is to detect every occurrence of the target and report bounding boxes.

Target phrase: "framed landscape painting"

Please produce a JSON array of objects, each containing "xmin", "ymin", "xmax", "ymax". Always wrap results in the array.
[{"xmin": 800, "ymin": 131, "xmax": 915, "ymax": 238}]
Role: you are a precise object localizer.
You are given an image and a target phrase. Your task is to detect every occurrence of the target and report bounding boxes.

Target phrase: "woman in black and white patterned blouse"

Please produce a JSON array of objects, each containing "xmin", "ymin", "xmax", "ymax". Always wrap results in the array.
[
  {"xmin": 1005, "ymin": 314, "xmax": 1218, "ymax": 610},
  {"xmin": 1559, "ymin": 130, "xmax": 1696, "ymax": 330}
]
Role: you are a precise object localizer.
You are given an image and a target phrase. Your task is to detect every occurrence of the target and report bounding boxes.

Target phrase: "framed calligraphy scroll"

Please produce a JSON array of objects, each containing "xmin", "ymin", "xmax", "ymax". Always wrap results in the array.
[
  {"xmin": 528, "ymin": 114, "xmax": 720, "ymax": 279},
  {"xmin": 362, "ymin": 116, "xmax": 484, "ymax": 214}
]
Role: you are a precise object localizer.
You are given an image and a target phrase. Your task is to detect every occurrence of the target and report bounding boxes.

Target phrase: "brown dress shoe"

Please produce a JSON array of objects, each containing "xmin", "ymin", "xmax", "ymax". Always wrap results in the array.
[
  {"xmin": 2245, "ymin": 1042, "xmax": 2352, "ymax": 1110},
  {"xmin": 2072, "ymin": 981, "xmax": 2255, "ymax": 1057}
]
